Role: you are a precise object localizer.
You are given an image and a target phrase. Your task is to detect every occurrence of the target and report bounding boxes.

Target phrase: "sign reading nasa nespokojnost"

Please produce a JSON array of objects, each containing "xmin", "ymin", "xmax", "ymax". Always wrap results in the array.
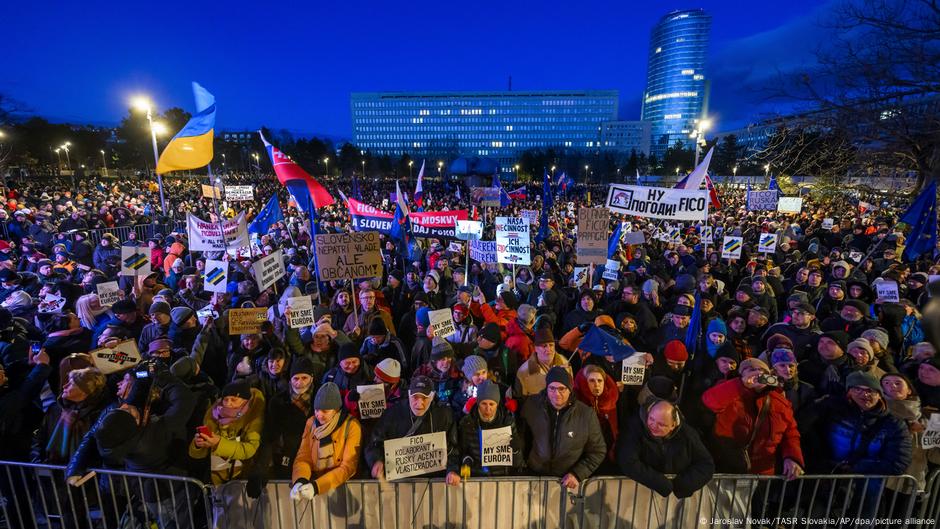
[{"xmin": 495, "ymin": 217, "xmax": 531, "ymax": 265}]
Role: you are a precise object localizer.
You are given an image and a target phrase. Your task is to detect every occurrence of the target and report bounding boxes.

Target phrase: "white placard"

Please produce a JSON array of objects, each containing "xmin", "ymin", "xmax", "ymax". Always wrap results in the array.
[
  {"xmin": 429, "ymin": 308, "xmax": 456, "ymax": 338},
  {"xmin": 758, "ymin": 233, "xmax": 778, "ymax": 253},
  {"xmin": 37, "ymin": 294, "xmax": 67, "ymax": 314},
  {"xmin": 822, "ymin": 218, "xmax": 834, "ymax": 230},
  {"xmin": 776, "ymin": 197, "xmax": 803, "ymax": 214},
  {"xmin": 606, "ymin": 184, "xmax": 708, "ymax": 221},
  {"xmin": 187, "ymin": 212, "xmax": 250, "ymax": 252},
  {"xmin": 356, "ymin": 383, "xmax": 387, "ymax": 420},
  {"xmin": 203, "ymin": 259, "xmax": 229, "ymax": 293},
  {"xmin": 520, "ymin": 210, "xmax": 539, "ymax": 225},
  {"xmin": 469, "ymin": 240, "xmax": 497, "ymax": 264},
  {"xmin": 448, "ymin": 241, "xmax": 463, "ymax": 253},
  {"xmin": 747, "ymin": 190, "xmax": 779, "ymax": 211},
  {"xmin": 573, "ymin": 266, "xmax": 589, "ymax": 287},
  {"xmin": 90, "ymin": 339, "xmax": 141, "ymax": 375},
  {"xmin": 225, "ymin": 185, "xmax": 254, "ymax": 202},
  {"xmin": 875, "ymin": 280, "xmax": 900, "ymax": 303},
  {"xmin": 286, "ymin": 295, "xmax": 315, "ymax": 328},
  {"xmin": 849, "ymin": 251, "xmax": 864, "ymax": 263},
  {"xmin": 383, "ymin": 431, "xmax": 447, "ymax": 481},
  {"xmin": 621, "ymin": 355, "xmax": 647, "ymax": 385},
  {"xmin": 495, "ymin": 217, "xmax": 531, "ymax": 265},
  {"xmin": 120, "ymin": 246, "xmax": 150, "ymax": 276},
  {"xmin": 699, "ymin": 225, "xmax": 713, "ymax": 244},
  {"xmin": 480, "ymin": 425, "xmax": 514, "ymax": 467},
  {"xmin": 622, "ymin": 231, "xmax": 646, "ymax": 245},
  {"xmin": 602, "ymin": 259, "xmax": 620, "ymax": 281},
  {"xmin": 922, "ymin": 413, "xmax": 940, "ymax": 449},
  {"xmin": 96, "ymin": 281, "xmax": 122, "ymax": 308},
  {"xmin": 252, "ymin": 250, "xmax": 285, "ymax": 291},
  {"xmin": 721, "ymin": 236, "xmax": 743, "ymax": 260},
  {"xmin": 455, "ymin": 220, "xmax": 483, "ymax": 241}
]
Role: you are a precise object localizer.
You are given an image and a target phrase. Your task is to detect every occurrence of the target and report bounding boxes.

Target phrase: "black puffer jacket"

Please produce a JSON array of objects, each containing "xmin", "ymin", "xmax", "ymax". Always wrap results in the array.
[
  {"xmin": 364, "ymin": 399, "xmax": 458, "ymax": 473},
  {"xmin": 451, "ymin": 402, "xmax": 525, "ymax": 476},
  {"xmin": 616, "ymin": 399, "xmax": 715, "ymax": 498},
  {"xmin": 519, "ymin": 391, "xmax": 606, "ymax": 479}
]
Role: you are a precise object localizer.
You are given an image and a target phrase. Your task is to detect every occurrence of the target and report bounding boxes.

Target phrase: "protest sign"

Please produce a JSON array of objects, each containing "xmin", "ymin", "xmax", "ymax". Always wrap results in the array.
[
  {"xmin": 721, "ymin": 236, "xmax": 743, "ymax": 260},
  {"xmin": 875, "ymin": 280, "xmax": 900, "ymax": 303},
  {"xmin": 606, "ymin": 184, "xmax": 708, "ymax": 221},
  {"xmin": 746, "ymin": 190, "xmax": 779, "ymax": 211},
  {"xmin": 822, "ymin": 218, "xmax": 834, "ymax": 230},
  {"xmin": 37, "ymin": 294, "xmax": 67, "ymax": 314},
  {"xmin": 455, "ymin": 220, "xmax": 483, "ymax": 241},
  {"xmin": 471, "ymin": 187, "xmax": 501, "ymax": 207},
  {"xmin": 447, "ymin": 241, "xmax": 463, "ymax": 253},
  {"xmin": 699, "ymin": 225, "xmax": 713, "ymax": 244},
  {"xmin": 383, "ymin": 431, "xmax": 447, "ymax": 481},
  {"xmin": 849, "ymin": 251, "xmax": 864, "ymax": 264},
  {"xmin": 228, "ymin": 308, "xmax": 269, "ymax": 335},
  {"xmin": 120, "ymin": 246, "xmax": 150, "ymax": 276},
  {"xmin": 224, "ymin": 185, "xmax": 253, "ymax": 201},
  {"xmin": 201, "ymin": 184, "xmax": 222, "ymax": 199},
  {"xmin": 187, "ymin": 212, "xmax": 249, "ymax": 252},
  {"xmin": 573, "ymin": 266, "xmax": 589, "ymax": 287},
  {"xmin": 469, "ymin": 240, "xmax": 497, "ymax": 263},
  {"xmin": 203, "ymin": 259, "xmax": 229, "ymax": 293},
  {"xmin": 356, "ymin": 384, "xmax": 387, "ymax": 419},
  {"xmin": 758, "ymin": 233, "xmax": 778, "ymax": 253},
  {"xmin": 196, "ymin": 306, "xmax": 219, "ymax": 326},
  {"xmin": 409, "ymin": 210, "xmax": 468, "ymax": 240},
  {"xmin": 480, "ymin": 426, "xmax": 514, "ymax": 467},
  {"xmin": 495, "ymin": 217, "xmax": 531, "ymax": 265},
  {"xmin": 314, "ymin": 232, "xmax": 383, "ymax": 281},
  {"xmin": 603, "ymin": 259, "xmax": 620, "ymax": 281},
  {"xmin": 96, "ymin": 281, "xmax": 121, "ymax": 307},
  {"xmin": 621, "ymin": 355, "xmax": 647, "ymax": 386},
  {"xmin": 90, "ymin": 340, "xmax": 141, "ymax": 375},
  {"xmin": 520, "ymin": 209, "xmax": 539, "ymax": 225},
  {"xmin": 922, "ymin": 414, "xmax": 940, "ymax": 449},
  {"xmin": 347, "ymin": 196, "xmax": 394, "ymax": 234},
  {"xmin": 286, "ymin": 296, "xmax": 315, "ymax": 328},
  {"xmin": 252, "ymin": 250, "xmax": 285, "ymax": 291},
  {"xmin": 576, "ymin": 207, "xmax": 610, "ymax": 265},
  {"xmin": 429, "ymin": 308, "xmax": 456, "ymax": 338},
  {"xmin": 622, "ymin": 231, "xmax": 646, "ymax": 245},
  {"xmin": 776, "ymin": 197, "xmax": 803, "ymax": 213}
]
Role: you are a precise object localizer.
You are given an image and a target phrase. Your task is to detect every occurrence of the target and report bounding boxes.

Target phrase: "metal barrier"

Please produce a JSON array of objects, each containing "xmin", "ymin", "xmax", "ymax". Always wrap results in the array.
[
  {"xmin": 81, "ymin": 221, "xmax": 187, "ymax": 246},
  {"xmin": 0, "ymin": 460, "xmax": 212, "ymax": 529},
  {"xmin": 921, "ymin": 470, "xmax": 940, "ymax": 528}
]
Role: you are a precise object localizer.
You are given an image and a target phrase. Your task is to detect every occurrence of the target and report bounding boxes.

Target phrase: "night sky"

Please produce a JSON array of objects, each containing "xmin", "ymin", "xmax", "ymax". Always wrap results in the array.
[{"xmin": 4, "ymin": 0, "xmax": 832, "ymax": 139}]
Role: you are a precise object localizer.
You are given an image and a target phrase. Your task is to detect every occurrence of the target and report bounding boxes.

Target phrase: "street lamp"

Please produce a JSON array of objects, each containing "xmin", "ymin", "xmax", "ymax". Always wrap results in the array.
[
  {"xmin": 251, "ymin": 153, "xmax": 259, "ymax": 175},
  {"xmin": 101, "ymin": 150, "xmax": 109, "ymax": 177},
  {"xmin": 54, "ymin": 148, "xmax": 62, "ymax": 168},
  {"xmin": 408, "ymin": 160, "xmax": 414, "ymax": 182},
  {"xmin": 438, "ymin": 160, "xmax": 443, "ymax": 179},
  {"xmin": 550, "ymin": 165, "xmax": 556, "ymax": 179},
  {"xmin": 584, "ymin": 165, "xmax": 589, "ymax": 179},
  {"xmin": 323, "ymin": 157, "xmax": 329, "ymax": 177},
  {"xmin": 361, "ymin": 159, "xmax": 366, "ymax": 177},
  {"xmin": 690, "ymin": 117, "xmax": 712, "ymax": 166},
  {"xmin": 676, "ymin": 167, "xmax": 681, "ymax": 177},
  {"xmin": 130, "ymin": 95, "xmax": 167, "ymax": 214},
  {"xmin": 60, "ymin": 143, "xmax": 72, "ymax": 170},
  {"xmin": 764, "ymin": 164, "xmax": 771, "ymax": 177}
]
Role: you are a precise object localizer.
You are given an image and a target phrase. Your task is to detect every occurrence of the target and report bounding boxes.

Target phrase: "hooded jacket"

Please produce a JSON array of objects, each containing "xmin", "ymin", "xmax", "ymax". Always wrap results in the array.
[
  {"xmin": 189, "ymin": 387, "xmax": 266, "ymax": 484},
  {"xmin": 573, "ymin": 369, "xmax": 620, "ymax": 459},
  {"xmin": 291, "ymin": 411, "xmax": 361, "ymax": 494},
  {"xmin": 519, "ymin": 390, "xmax": 606, "ymax": 479},
  {"xmin": 504, "ymin": 317, "xmax": 535, "ymax": 363},
  {"xmin": 451, "ymin": 401, "xmax": 524, "ymax": 476}
]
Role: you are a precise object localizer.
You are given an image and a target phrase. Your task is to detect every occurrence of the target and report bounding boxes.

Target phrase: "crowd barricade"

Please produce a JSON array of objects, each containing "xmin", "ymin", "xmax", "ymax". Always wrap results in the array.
[
  {"xmin": 921, "ymin": 470, "xmax": 940, "ymax": 527},
  {"xmin": 81, "ymin": 221, "xmax": 187, "ymax": 246},
  {"xmin": 0, "ymin": 460, "xmax": 212, "ymax": 529}
]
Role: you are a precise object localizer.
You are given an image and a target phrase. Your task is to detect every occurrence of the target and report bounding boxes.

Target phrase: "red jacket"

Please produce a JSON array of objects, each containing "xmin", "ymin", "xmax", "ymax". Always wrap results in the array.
[
  {"xmin": 702, "ymin": 378, "xmax": 803, "ymax": 475},
  {"xmin": 573, "ymin": 369, "xmax": 620, "ymax": 461},
  {"xmin": 476, "ymin": 302, "xmax": 517, "ymax": 338},
  {"xmin": 504, "ymin": 318, "xmax": 534, "ymax": 362}
]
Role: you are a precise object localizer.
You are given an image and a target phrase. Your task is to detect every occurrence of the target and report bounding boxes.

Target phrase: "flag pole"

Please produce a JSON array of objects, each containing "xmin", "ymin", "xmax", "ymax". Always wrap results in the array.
[{"xmin": 207, "ymin": 164, "xmax": 229, "ymax": 257}]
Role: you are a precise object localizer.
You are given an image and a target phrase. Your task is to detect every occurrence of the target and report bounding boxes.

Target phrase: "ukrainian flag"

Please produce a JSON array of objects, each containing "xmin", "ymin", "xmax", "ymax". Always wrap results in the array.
[{"xmin": 156, "ymin": 82, "xmax": 215, "ymax": 173}]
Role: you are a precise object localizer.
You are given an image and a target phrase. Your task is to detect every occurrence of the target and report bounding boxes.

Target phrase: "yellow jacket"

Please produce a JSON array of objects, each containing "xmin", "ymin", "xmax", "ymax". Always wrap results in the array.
[
  {"xmin": 189, "ymin": 387, "xmax": 265, "ymax": 484},
  {"xmin": 291, "ymin": 413, "xmax": 361, "ymax": 495}
]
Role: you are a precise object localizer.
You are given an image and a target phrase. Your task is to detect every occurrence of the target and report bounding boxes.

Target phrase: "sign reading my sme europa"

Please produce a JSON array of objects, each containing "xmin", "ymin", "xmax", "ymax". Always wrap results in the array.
[
  {"xmin": 314, "ymin": 231, "xmax": 383, "ymax": 281},
  {"xmin": 605, "ymin": 184, "xmax": 708, "ymax": 221}
]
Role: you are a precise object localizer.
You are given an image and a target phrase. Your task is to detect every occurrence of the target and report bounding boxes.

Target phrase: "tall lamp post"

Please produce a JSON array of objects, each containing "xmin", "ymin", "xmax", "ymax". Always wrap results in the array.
[
  {"xmin": 408, "ymin": 160, "xmax": 414, "ymax": 182},
  {"xmin": 131, "ymin": 96, "xmax": 167, "ymax": 215},
  {"xmin": 101, "ymin": 150, "xmax": 109, "ymax": 177},
  {"xmin": 251, "ymin": 153, "xmax": 259, "ymax": 176},
  {"xmin": 60, "ymin": 142, "xmax": 72, "ymax": 170},
  {"xmin": 689, "ymin": 117, "xmax": 712, "ymax": 166},
  {"xmin": 54, "ymin": 148, "xmax": 62, "ymax": 170},
  {"xmin": 324, "ymin": 157, "xmax": 329, "ymax": 178},
  {"xmin": 438, "ymin": 160, "xmax": 443, "ymax": 179}
]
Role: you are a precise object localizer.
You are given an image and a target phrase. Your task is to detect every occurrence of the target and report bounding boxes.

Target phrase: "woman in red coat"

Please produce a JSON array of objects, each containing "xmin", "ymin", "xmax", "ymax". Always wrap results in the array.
[
  {"xmin": 573, "ymin": 365, "xmax": 620, "ymax": 462},
  {"xmin": 702, "ymin": 358, "xmax": 804, "ymax": 479}
]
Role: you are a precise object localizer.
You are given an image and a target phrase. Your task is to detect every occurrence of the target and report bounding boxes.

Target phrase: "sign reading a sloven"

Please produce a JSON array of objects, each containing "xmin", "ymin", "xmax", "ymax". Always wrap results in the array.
[{"xmin": 314, "ymin": 232, "xmax": 383, "ymax": 281}]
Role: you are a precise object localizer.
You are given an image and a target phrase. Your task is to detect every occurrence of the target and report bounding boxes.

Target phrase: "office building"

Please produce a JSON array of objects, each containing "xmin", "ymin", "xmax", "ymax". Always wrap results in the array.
[
  {"xmin": 350, "ymin": 90, "xmax": 618, "ymax": 173},
  {"xmin": 641, "ymin": 9, "xmax": 712, "ymax": 158},
  {"xmin": 599, "ymin": 120, "xmax": 652, "ymax": 155}
]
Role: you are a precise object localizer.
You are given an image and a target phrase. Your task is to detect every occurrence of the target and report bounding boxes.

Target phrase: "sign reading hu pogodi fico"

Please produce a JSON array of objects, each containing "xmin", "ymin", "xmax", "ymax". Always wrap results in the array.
[
  {"xmin": 606, "ymin": 184, "xmax": 707, "ymax": 221},
  {"xmin": 495, "ymin": 217, "xmax": 531, "ymax": 265}
]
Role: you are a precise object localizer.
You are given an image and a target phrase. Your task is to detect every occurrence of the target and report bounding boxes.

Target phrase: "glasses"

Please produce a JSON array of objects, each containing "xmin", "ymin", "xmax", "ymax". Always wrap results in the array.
[
  {"xmin": 360, "ymin": 295, "xmax": 375, "ymax": 301},
  {"xmin": 850, "ymin": 387, "xmax": 879, "ymax": 396}
]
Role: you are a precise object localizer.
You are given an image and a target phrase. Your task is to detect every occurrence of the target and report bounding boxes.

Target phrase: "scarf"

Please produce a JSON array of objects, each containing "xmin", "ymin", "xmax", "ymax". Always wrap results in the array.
[
  {"xmin": 45, "ymin": 396, "xmax": 101, "ymax": 464},
  {"xmin": 313, "ymin": 409, "xmax": 343, "ymax": 441},
  {"xmin": 213, "ymin": 400, "xmax": 249, "ymax": 426},
  {"xmin": 291, "ymin": 385, "xmax": 313, "ymax": 415}
]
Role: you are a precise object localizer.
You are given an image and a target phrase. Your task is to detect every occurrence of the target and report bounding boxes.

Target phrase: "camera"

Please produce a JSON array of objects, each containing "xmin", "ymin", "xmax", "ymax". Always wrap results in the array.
[{"xmin": 756, "ymin": 374, "xmax": 779, "ymax": 386}]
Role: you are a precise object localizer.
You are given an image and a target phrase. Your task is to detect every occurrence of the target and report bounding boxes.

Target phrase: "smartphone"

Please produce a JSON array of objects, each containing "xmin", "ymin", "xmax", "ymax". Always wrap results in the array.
[
  {"xmin": 196, "ymin": 425, "xmax": 211, "ymax": 437},
  {"xmin": 30, "ymin": 342, "xmax": 41, "ymax": 355}
]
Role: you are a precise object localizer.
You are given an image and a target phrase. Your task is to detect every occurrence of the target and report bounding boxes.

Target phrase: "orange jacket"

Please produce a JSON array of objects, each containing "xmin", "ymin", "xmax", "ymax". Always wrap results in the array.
[{"xmin": 292, "ymin": 414, "xmax": 362, "ymax": 494}]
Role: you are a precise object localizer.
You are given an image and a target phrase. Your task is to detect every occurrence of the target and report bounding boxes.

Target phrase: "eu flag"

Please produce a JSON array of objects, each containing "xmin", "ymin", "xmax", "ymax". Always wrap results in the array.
[
  {"xmin": 900, "ymin": 180, "xmax": 938, "ymax": 262},
  {"xmin": 608, "ymin": 221, "xmax": 623, "ymax": 258},
  {"xmin": 248, "ymin": 194, "xmax": 283, "ymax": 235},
  {"xmin": 684, "ymin": 292, "xmax": 702, "ymax": 357},
  {"xmin": 493, "ymin": 172, "xmax": 511, "ymax": 207},
  {"xmin": 579, "ymin": 326, "xmax": 637, "ymax": 362}
]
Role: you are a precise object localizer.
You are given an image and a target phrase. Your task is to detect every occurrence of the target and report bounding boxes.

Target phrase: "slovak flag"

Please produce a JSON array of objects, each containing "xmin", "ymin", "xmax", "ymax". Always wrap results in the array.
[
  {"xmin": 414, "ymin": 160, "xmax": 425, "ymax": 207},
  {"xmin": 556, "ymin": 172, "xmax": 574, "ymax": 192},
  {"xmin": 259, "ymin": 131, "xmax": 334, "ymax": 209},
  {"xmin": 508, "ymin": 186, "xmax": 527, "ymax": 200},
  {"xmin": 704, "ymin": 173, "xmax": 722, "ymax": 209}
]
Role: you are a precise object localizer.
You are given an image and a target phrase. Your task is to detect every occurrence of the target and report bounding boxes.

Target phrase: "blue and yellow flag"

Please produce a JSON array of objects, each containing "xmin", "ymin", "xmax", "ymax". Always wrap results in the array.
[{"xmin": 156, "ymin": 82, "xmax": 215, "ymax": 173}]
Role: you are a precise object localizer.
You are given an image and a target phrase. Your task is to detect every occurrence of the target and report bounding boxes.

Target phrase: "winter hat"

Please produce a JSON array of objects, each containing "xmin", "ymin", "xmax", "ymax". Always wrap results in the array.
[
  {"xmin": 821, "ymin": 330, "xmax": 850, "ymax": 351},
  {"xmin": 68, "ymin": 368, "xmax": 105, "ymax": 397},
  {"xmin": 766, "ymin": 333, "xmax": 795, "ymax": 352},
  {"xmin": 147, "ymin": 338, "xmax": 173, "ymax": 355},
  {"xmin": 517, "ymin": 304, "xmax": 537, "ymax": 327},
  {"xmin": 545, "ymin": 366, "xmax": 573, "ymax": 390},
  {"xmin": 861, "ymin": 328, "xmax": 889, "ymax": 350},
  {"xmin": 222, "ymin": 380, "xmax": 251, "ymax": 401},
  {"xmin": 480, "ymin": 323, "xmax": 502, "ymax": 344},
  {"xmin": 645, "ymin": 376, "xmax": 678, "ymax": 403},
  {"xmin": 337, "ymin": 342, "xmax": 359, "ymax": 361},
  {"xmin": 430, "ymin": 337, "xmax": 455, "ymax": 360},
  {"xmin": 461, "ymin": 355, "xmax": 488, "ymax": 379},
  {"xmin": 409, "ymin": 375, "xmax": 435, "ymax": 397},
  {"xmin": 375, "ymin": 358, "xmax": 401, "ymax": 384},
  {"xmin": 170, "ymin": 357, "xmax": 196, "ymax": 381},
  {"xmin": 476, "ymin": 379, "xmax": 501, "ymax": 404},
  {"xmin": 715, "ymin": 344, "xmax": 741, "ymax": 363},
  {"xmin": 848, "ymin": 338, "xmax": 874, "ymax": 359},
  {"xmin": 663, "ymin": 340, "xmax": 689, "ymax": 362},
  {"xmin": 148, "ymin": 301, "xmax": 171, "ymax": 316},
  {"xmin": 771, "ymin": 348, "xmax": 798, "ymax": 366},
  {"xmin": 170, "ymin": 306, "xmax": 194, "ymax": 325},
  {"xmin": 533, "ymin": 327, "xmax": 555, "ymax": 346},
  {"xmin": 787, "ymin": 292, "xmax": 809, "ymax": 305},
  {"xmin": 739, "ymin": 358, "xmax": 771, "ymax": 375},
  {"xmin": 707, "ymin": 318, "xmax": 727, "ymax": 337},
  {"xmin": 416, "ymin": 307, "xmax": 431, "ymax": 328},
  {"xmin": 671, "ymin": 304, "xmax": 692, "ymax": 317},
  {"xmin": 499, "ymin": 290, "xmax": 519, "ymax": 310},
  {"xmin": 368, "ymin": 317, "xmax": 387, "ymax": 336},
  {"xmin": 314, "ymin": 382, "xmax": 343, "ymax": 410},
  {"xmin": 846, "ymin": 371, "xmax": 882, "ymax": 395},
  {"xmin": 290, "ymin": 356, "xmax": 316, "ymax": 378},
  {"xmin": 111, "ymin": 299, "xmax": 137, "ymax": 315},
  {"xmin": 843, "ymin": 299, "xmax": 869, "ymax": 315},
  {"xmin": 94, "ymin": 409, "xmax": 138, "ymax": 450}
]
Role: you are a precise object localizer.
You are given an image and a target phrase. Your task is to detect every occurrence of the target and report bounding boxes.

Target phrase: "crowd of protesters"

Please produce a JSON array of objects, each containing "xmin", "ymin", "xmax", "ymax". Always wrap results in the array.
[{"xmin": 0, "ymin": 170, "xmax": 939, "ymax": 527}]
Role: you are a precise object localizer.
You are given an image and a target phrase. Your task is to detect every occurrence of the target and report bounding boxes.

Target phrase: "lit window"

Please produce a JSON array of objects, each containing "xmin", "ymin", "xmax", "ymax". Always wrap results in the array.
[
  {"xmin": 693, "ymin": 74, "xmax": 704, "ymax": 81},
  {"xmin": 681, "ymin": 69, "xmax": 694, "ymax": 75},
  {"xmin": 664, "ymin": 114, "xmax": 682, "ymax": 119},
  {"xmin": 655, "ymin": 47, "xmax": 662, "ymax": 53}
]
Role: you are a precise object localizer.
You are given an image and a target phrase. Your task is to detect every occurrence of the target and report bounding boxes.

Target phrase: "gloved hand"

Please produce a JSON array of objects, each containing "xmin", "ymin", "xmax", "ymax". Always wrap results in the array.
[
  {"xmin": 577, "ymin": 322, "xmax": 594, "ymax": 334},
  {"xmin": 290, "ymin": 480, "xmax": 316, "ymax": 501},
  {"xmin": 347, "ymin": 389, "xmax": 361, "ymax": 402},
  {"xmin": 246, "ymin": 475, "xmax": 264, "ymax": 499}
]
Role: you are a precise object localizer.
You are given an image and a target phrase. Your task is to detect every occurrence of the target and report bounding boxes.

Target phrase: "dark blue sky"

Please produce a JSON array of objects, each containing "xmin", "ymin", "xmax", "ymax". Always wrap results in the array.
[{"xmin": 4, "ymin": 0, "xmax": 832, "ymax": 139}]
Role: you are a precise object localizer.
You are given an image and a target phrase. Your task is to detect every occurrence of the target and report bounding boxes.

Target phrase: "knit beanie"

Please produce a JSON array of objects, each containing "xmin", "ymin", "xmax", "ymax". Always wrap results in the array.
[
  {"xmin": 846, "ymin": 371, "xmax": 882, "ymax": 395},
  {"xmin": 480, "ymin": 323, "xmax": 501, "ymax": 344},
  {"xmin": 663, "ymin": 340, "xmax": 689, "ymax": 362},
  {"xmin": 148, "ymin": 301, "xmax": 171, "ymax": 316},
  {"xmin": 368, "ymin": 317, "xmax": 387, "ymax": 336},
  {"xmin": 170, "ymin": 306, "xmax": 194, "ymax": 326},
  {"xmin": 314, "ymin": 382, "xmax": 342, "ymax": 411},
  {"xmin": 290, "ymin": 356, "xmax": 316, "ymax": 378},
  {"xmin": 848, "ymin": 338, "xmax": 874, "ymax": 359},
  {"xmin": 69, "ymin": 368, "xmax": 105, "ymax": 397},
  {"xmin": 430, "ymin": 337, "xmax": 455, "ymax": 360},
  {"xmin": 222, "ymin": 380, "xmax": 251, "ymax": 401},
  {"xmin": 476, "ymin": 379, "xmax": 501, "ymax": 404},
  {"xmin": 337, "ymin": 342, "xmax": 359, "ymax": 361},
  {"xmin": 94, "ymin": 409, "xmax": 138, "ymax": 450},
  {"xmin": 771, "ymin": 348, "xmax": 797, "ymax": 366},
  {"xmin": 461, "ymin": 355, "xmax": 488, "ymax": 379},
  {"xmin": 499, "ymin": 290, "xmax": 519, "ymax": 310},
  {"xmin": 545, "ymin": 366, "xmax": 572, "ymax": 390},
  {"xmin": 170, "ymin": 357, "xmax": 196, "ymax": 381},
  {"xmin": 821, "ymin": 330, "xmax": 850, "ymax": 351},
  {"xmin": 739, "ymin": 358, "xmax": 771, "ymax": 375},
  {"xmin": 766, "ymin": 333, "xmax": 795, "ymax": 352},
  {"xmin": 861, "ymin": 328, "xmax": 889, "ymax": 350},
  {"xmin": 707, "ymin": 318, "xmax": 728, "ymax": 337},
  {"xmin": 375, "ymin": 358, "xmax": 401, "ymax": 384}
]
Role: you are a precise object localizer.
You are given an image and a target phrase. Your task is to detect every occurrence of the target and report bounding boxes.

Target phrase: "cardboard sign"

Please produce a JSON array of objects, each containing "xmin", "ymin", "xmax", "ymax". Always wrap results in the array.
[
  {"xmin": 228, "ymin": 308, "xmax": 269, "ymax": 335},
  {"xmin": 622, "ymin": 231, "xmax": 646, "ymax": 245},
  {"xmin": 520, "ymin": 210, "xmax": 539, "ymax": 225},
  {"xmin": 201, "ymin": 184, "xmax": 222, "ymax": 199},
  {"xmin": 383, "ymin": 431, "xmax": 447, "ymax": 481},
  {"xmin": 356, "ymin": 383, "xmax": 387, "ymax": 420},
  {"xmin": 721, "ymin": 236, "xmax": 743, "ymax": 260},
  {"xmin": 606, "ymin": 184, "xmax": 708, "ymax": 221},
  {"xmin": 849, "ymin": 251, "xmax": 864, "ymax": 263},
  {"xmin": 922, "ymin": 413, "xmax": 940, "ymax": 449},
  {"xmin": 621, "ymin": 355, "xmax": 647, "ymax": 386},
  {"xmin": 469, "ymin": 240, "xmax": 497, "ymax": 264},
  {"xmin": 699, "ymin": 225, "xmax": 713, "ymax": 244},
  {"xmin": 203, "ymin": 259, "xmax": 229, "ymax": 293},
  {"xmin": 225, "ymin": 185, "xmax": 254, "ymax": 202},
  {"xmin": 602, "ymin": 259, "xmax": 620, "ymax": 281},
  {"xmin": 96, "ymin": 281, "xmax": 122, "ymax": 307},
  {"xmin": 495, "ymin": 217, "xmax": 531, "ymax": 265},
  {"xmin": 875, "ymin": 280, "xmax": 900, "ymax": 303},
  {"xmin": 471, "ymin": 187, "xmax": 501, "ymax": 207},
  {"xmin": 187, "ymin": 212, "xmax": 250, "ymax": 252},
  {"xmin": 252, "ymin": 250, "xmax": 285, "ymax": 291},
  {"xmin": 573, "ymin": 266, "xmax": 589, "ymax": 287},
  {"xmin": 314, "ymin": 232, "xmax": 383, "ymax": 281},
  {"xmin": 746, "ymin": 190, "xmax": 779, "ymax": 211},
  {"xmin": 480, "ymin": 426, "xmax": 513, "ymax": 467},
  {"xmin": 455, "ymin": 220, "xmax": 483, "ymax": 241},
  {"xmin": 120, "ymin": 246, "xmax": 150, "ymax": 276},
  {"xmin": 821, "ymin": 218, "xmax": 834, "ymax": 230},
  {"xmin": 758, "ymin": 233, "xmax": 778, "ymax": 253},
  {"xmin": 429, "ymin": 308, "xmax": 456, "ymax": 338},
  {"xmin": 37, "ymin": 294, "xmax": 67, "ymax": 314},
  {"xmin": 776, "ymin": 197, "xmax": 803, "ymax": 213},
  {"xmin": 90, "ymin": 339, "xmax": 141, "ymax": 375},
  {"xmin": 576, "ymin": 207, "xmax": 610, "ymax": 265},
  {"xmin": 286, "ymin": 295, "xmax": 315, "ymax": 328},
  {"xmin": 447, "ymin": 241, "xmax": 463, "ymax": 253}
]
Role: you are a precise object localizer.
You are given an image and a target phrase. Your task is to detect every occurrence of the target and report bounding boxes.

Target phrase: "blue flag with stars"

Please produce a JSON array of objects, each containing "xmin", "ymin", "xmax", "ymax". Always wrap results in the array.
[
  {"xmin": 248, "ymin": 194, "xmax": 283, "ymax": 235},
  {"xmin": 900, "ymin": 180, "xmax": 938, "ymax": 262}
]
